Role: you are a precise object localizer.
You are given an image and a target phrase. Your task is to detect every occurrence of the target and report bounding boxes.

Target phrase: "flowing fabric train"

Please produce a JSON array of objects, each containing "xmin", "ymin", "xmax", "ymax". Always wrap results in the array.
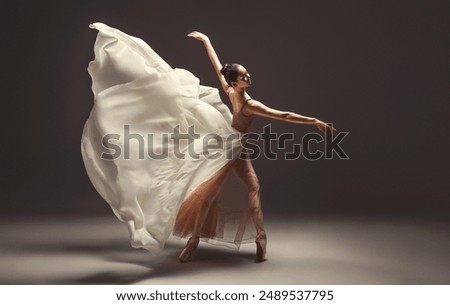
[{"xmin": 81, "ymin": 23, "xmax": 256, "ymax": 253}]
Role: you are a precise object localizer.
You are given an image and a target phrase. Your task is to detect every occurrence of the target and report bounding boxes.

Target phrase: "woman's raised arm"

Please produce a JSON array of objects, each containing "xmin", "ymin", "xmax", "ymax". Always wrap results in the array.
[{"xmin": 188, "ymin": 31, "xmax": 232, "ymax": 94}]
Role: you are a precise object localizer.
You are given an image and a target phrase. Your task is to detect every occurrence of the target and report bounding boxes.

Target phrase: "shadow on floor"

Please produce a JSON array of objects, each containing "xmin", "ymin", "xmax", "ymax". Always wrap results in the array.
[{"xmin": 9, "ymin": 237, "xmax": 258, "ymax": 284}]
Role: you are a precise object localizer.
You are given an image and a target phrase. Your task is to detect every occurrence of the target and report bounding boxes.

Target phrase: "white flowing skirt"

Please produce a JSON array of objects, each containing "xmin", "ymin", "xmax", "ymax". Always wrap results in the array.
[{"xmin": 81, "ymin": 23, "xmax": 256, "ymax": 253}]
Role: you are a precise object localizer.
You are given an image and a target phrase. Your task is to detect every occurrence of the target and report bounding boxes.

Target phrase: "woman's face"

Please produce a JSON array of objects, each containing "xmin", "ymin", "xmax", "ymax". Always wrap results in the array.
[{"xmin": 234, "ymin": 65, "xmax": 252, "ymax": 88}]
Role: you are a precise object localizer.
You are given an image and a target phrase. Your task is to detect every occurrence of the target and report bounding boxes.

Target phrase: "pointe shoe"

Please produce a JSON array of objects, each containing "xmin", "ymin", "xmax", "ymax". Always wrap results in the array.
[
  {"xmin": 179, "ymin": 237, "xmax": 199, "ymax": 262},
  {"xmin": 255, "ymin": 232, "xmax": 267, "ymax": 262}
]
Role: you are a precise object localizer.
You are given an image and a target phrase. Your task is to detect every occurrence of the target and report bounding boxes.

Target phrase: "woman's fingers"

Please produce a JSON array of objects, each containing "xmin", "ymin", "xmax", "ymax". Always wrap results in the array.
[
  {"xmin": 187, "ymin": 31, "xmax": 198, "ymax": 38},
  {"xmin": 317, "ymin": 123, "xmax": 336, "ymax": 133},
  {"xmin": 326, "ymin": 124, "xmax": 337, "ymax": 132},
  {"xmin": 188, "ymin": 31, "xmax": 203, "ymax": 37}
]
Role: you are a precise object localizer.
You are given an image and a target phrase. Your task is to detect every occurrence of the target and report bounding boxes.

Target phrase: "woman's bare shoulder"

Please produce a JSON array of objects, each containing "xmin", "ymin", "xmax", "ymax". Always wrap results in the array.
[{"xmin": 226, "ymin": 87, "xmax": 235, "ymax": 97}]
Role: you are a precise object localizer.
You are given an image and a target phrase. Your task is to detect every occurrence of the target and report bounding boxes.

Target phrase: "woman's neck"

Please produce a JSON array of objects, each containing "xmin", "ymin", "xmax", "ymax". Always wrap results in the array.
[{"xmin": 234, "ymin": 87, "xmax": 246, "ymax": 95}]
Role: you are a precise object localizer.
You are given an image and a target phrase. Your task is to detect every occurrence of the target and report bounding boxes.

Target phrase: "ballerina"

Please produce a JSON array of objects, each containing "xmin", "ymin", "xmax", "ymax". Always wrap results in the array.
[
  {"xmin": 175, "ymin": 31, "xmax": 336, "ymax": 262},
  {"xmin": 81, "ymin": 23, "xmax": 335, "ymax": 264}
]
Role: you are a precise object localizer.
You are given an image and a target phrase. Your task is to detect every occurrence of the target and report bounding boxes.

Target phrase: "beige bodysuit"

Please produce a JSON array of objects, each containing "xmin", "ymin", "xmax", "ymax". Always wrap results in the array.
[{"xmin": 173, "ymin": 98, "xmax": 258, "ymax": 245}]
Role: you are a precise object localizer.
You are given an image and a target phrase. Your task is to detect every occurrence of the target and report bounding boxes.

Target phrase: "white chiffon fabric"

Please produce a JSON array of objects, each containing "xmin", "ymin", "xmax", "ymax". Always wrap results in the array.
[{"xmin": 81, "ymin": 23, "xmax": 253, "ymax": 253}]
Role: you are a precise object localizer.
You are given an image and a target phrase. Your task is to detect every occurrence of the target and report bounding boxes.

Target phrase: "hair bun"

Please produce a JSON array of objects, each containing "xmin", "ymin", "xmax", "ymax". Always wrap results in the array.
[{"xmin": 220, "ymin": 64, "xmax": 230, "ymax": 75}]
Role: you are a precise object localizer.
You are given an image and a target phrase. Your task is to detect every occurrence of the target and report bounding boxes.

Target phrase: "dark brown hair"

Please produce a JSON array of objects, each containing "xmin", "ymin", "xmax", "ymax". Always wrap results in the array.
[{"xmin": 220, "ymin": 63, "xmax": 241, "ymax": 86}]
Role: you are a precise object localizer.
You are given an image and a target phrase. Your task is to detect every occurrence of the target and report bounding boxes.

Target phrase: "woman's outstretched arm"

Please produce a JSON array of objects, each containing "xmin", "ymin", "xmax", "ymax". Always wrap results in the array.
[
  {"xmin": 188, "ymin": 31, "xmax": 232, "ymax": 94},
  {"xmin": 244, "ymin": 100, "xmax": 337, "ymax": 132}
]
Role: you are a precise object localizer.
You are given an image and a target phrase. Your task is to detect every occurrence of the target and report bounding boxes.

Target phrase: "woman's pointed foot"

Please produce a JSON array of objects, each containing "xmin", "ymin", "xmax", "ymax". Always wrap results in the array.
[
  {"xmin": 179, "ymin": 237, "xmax": 200, "ymax": 262},
  {"xmin": 255, "ymin": 232, "xmax": 267, "ymax": 262}
]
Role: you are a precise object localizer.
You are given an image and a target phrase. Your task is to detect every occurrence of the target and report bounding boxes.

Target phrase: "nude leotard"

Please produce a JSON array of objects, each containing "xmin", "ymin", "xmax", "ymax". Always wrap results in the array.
[
  {"xmin": 173, "ymin": 98, "xmax": 256, "ymax": 242},
  {"xmin": 231, "ymin": 98, "xmax": 253, "ymax": 133}
]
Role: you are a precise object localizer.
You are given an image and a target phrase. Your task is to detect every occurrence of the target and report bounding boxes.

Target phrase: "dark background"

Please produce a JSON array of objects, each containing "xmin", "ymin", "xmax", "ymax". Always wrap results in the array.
[{"xmin": 2, "ymin": 0, "xmax": 449, "ymax": 219}]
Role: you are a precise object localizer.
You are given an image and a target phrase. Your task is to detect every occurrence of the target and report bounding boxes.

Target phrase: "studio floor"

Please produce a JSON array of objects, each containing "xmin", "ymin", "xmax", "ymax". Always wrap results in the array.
[{"xmin": 0, "ymin": 214, "xmax": 449, "ymax": 285}]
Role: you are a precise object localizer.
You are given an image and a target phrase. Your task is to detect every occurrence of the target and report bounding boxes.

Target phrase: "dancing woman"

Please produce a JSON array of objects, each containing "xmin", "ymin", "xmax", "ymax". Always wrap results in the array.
[
  {"xmin": 176, "ymin": 32, "xmax": 336, "ymax": 262},
  {"xmin": 82, "ymin": 23, "xmax": 335, "ymax": 264}
]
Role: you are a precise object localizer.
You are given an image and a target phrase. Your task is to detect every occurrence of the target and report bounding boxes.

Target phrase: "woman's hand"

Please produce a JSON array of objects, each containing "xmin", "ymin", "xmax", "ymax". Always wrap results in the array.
[
  {"xmin": 187, "ymin": 31, "xmax": 209, "ymax": 42},
  {"xmin": 314, "ymin": 119, "xmax": 337, "ymax": 133}
]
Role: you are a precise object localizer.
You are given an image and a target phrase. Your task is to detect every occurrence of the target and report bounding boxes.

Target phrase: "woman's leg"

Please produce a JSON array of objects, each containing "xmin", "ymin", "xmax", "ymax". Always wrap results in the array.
[
  {"xmin": 178, "ymin": 164, "xmax": 233, "ymax": 262},
  {"xmin": 233, "ymin": 156, "xmax": 267, "ymax": 261},
  {"xmin": 178, "ymin": 193, "xmax": 219, "ymax": 262}
]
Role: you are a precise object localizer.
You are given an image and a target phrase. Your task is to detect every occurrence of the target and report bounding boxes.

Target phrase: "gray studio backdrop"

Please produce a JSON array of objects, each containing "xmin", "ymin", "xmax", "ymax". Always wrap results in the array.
[{"xmin": 2, "ymin": 0, "xmax": 449, "ymax": 219}]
